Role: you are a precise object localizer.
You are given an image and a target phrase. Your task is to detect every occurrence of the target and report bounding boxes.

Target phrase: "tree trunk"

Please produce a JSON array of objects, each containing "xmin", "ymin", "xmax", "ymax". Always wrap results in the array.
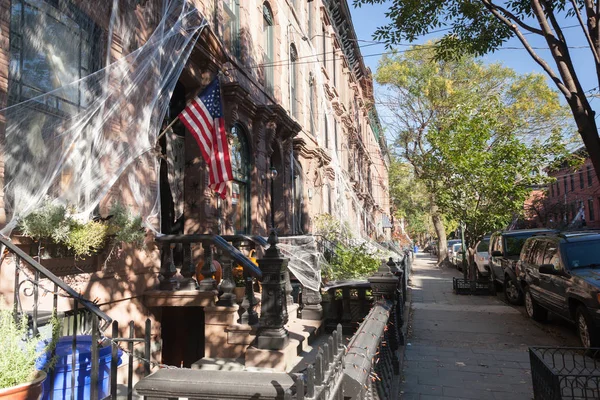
[
  {"xmin": 568, "ymin": 97, "xmax": 600, "ymax": 184},
  {"xmin": 431, "ymin": 205, "xmax": 448, "ymax": 265}
]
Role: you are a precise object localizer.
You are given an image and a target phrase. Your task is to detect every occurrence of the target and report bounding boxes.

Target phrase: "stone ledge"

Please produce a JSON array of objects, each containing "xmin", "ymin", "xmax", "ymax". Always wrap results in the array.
[
  {"xmin": 143, "ymin": 290, "xmax": 216, "ymax": 307},
  {"xmin": 227, "ymin": 324, "xmax": 256, "ymax": 345}
]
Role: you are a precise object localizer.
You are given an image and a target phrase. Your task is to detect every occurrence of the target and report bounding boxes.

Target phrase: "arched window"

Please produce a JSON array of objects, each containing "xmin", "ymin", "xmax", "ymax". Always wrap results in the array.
[
  {"xmin": 290, "ymin": 44, "xmax": 298, "ymax": 119},
  {"xmin": 223, "ymin": 0, "xmax": 240, "ymax": 57},
  {"xmin": 230, "ymin": 124, "xmax": 251, "ymax": 233},
  {"xmin": 263, "ymin": 3, "xmax": 274, "ymax": 95}
]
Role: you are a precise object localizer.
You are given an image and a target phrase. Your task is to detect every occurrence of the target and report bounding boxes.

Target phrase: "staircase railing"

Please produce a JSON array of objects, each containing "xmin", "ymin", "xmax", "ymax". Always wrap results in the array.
[
  {"xmin": 1, "ymin": 235, "xmax": 151, "ymax": 400},
  {"xmin": 154, "ymin": 234, "xmax": 266, "ymax": 324},
  {"xmin": 0, "ymin": 236, "xmax": 112, "ymax": 331}
]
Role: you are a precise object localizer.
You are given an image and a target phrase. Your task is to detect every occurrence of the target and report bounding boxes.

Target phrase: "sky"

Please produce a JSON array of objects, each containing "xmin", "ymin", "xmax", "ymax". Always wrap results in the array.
[{"xmin": 348, "ymin": 1, "xmax": 598, "ymax": 140}]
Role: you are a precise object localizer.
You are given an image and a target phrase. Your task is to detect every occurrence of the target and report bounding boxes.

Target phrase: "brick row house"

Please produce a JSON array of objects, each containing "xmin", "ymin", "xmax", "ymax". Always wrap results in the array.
[
  {"xmin": 0, "ymin": 0, "xmax": 391, "ymax": 372},
  {"xmin": 525, "ymin": 148, "xmax": 600, "ymax": 229}
]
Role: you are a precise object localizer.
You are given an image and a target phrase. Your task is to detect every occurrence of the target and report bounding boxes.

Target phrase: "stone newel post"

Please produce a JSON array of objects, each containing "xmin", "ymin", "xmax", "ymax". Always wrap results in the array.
[
  {"xmin": 255, "ymin": 230, "xmax": 289, "ymax": 350},
  {"xmin": 368, "ymin": 259, "xmax": 400, "ymax": 301}
]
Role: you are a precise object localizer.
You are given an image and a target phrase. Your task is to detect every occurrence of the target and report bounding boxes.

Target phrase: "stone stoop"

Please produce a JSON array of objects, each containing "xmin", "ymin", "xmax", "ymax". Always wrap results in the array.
[
  {"xmin": 194, "ymin": 307, "xmax": 323, "ymax": 373},
  {"xmin": 244, "ymin": 316, "xmax": 323, "ymax": 372}
]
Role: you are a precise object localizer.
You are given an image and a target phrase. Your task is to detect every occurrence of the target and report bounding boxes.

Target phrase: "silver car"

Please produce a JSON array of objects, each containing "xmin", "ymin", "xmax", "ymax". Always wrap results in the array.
[{"xmin": 474, "ymin": 237, "xmax": 490, "ymax": 277}]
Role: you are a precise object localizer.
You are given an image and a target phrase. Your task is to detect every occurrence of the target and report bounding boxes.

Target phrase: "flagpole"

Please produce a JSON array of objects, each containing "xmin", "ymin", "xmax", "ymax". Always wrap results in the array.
[{"xmin": 155, "ymin": 118, "xmax": 179, "ymax": 144}]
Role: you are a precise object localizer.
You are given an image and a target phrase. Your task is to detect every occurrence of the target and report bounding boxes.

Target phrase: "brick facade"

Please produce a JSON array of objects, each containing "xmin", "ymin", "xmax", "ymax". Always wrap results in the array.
[{"xmin": 544, "ymin": 153, "xmax": 600, "ymax": 229}]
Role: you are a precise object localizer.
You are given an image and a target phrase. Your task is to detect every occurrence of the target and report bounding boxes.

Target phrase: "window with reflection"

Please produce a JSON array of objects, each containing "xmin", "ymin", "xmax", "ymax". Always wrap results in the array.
[
  {"xmin": 290, "ymin": 44, "xmax": 298, "ymax": 119},
  {"xmin": 9, "ymin": 0, "xmax": 103, "ymax": 109},
  {"xmin": 223, "ymin": 0, "xmax": 240, "ymax": 57},
  {"xmin": 263, "ymin": 3, "xmax": 274, "ymax": 95},
  {"xmin": 230, "ymin": 124, "xmax": 251, "ymax": 233}
]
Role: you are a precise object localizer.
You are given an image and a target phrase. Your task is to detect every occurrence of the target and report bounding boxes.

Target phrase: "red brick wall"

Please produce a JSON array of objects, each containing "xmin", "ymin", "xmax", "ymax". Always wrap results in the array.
[{"xmin": 546, "ymin": 158, "xmax": 600, "ymax": 228}]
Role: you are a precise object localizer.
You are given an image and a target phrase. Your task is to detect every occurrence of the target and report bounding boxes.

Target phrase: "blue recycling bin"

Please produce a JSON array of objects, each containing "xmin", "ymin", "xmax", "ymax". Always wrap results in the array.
[{"xmin": 36, "ymin": 335, "xmax": 122, "ymax": 400}]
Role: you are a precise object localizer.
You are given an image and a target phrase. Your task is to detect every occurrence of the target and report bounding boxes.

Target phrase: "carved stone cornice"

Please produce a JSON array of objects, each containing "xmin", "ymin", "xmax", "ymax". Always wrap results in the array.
[
  {"xmin": 341, "ymin": 113, "xmax": 354, "ymax": 130},
  {"xmin": 331, "ymin": 99, "xmax": 344, "ymax": 117},
  {"xmin": 324, "ymin": 166, "xmax": 336, "ymax": 181},
  {"xmin": 221, "ymin": 81, "xmax": 258, "ymax": 119},
  {"xmin": 256, "ymin": 104, "xmax": 302, "ymax": 143},
  {"xmin": 324, "ymin": 82, "xmax": 336, "ymax": 101}
]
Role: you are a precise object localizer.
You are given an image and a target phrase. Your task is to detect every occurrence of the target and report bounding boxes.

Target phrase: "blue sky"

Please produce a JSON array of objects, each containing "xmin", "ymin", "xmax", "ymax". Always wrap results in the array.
[{"xmin": 349, "ymin": 2, "xmax": 598, "ymax": 136}]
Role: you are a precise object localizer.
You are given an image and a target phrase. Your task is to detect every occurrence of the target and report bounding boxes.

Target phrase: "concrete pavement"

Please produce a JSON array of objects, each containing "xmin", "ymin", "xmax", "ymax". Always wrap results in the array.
[{"xmin": 399, "ymin": 253, "xmax": 579, "ymax": 400}]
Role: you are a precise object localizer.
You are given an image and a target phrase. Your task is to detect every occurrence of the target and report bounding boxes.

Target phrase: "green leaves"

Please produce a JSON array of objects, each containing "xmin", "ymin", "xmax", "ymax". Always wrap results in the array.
[{"xmin": 378, "ymin": 46, "xmax": 571, "ymax": 248}]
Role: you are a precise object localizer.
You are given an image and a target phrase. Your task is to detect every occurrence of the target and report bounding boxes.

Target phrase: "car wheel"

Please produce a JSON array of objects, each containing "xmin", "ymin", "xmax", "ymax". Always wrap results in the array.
[
  {"xmin": 524, "ymin": 287, "xmax": 547, "ymax": 322},
  {"xmin": 504, "ymin": 276, "xmax": 524, "ymax": 305},
  {"xmin": 576, "ymin": 306, "xmax": 599, "ymax": 348}
]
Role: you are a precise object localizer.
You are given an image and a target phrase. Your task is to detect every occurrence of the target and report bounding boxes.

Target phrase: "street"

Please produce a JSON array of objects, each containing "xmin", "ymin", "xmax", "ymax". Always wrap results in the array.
[{"xmin": 399, "ymin": 253, "xmax": 581, "ymax": 400}]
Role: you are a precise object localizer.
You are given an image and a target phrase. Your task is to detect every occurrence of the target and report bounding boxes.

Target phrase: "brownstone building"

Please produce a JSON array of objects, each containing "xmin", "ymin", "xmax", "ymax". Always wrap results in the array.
[{"xmin": 0, "ymin": 0, "xmax": 391, "ymax": 371}]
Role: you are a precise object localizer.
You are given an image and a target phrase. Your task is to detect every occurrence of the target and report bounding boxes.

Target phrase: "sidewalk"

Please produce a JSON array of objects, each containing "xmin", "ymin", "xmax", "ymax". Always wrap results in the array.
[{"xmin": 399, "ymin": 253, "xmax": 576, "ymax": 400}]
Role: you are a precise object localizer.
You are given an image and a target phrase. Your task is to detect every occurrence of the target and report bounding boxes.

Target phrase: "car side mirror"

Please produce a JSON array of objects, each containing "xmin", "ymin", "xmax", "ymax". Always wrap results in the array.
[
  {"xmin": 491, "ymin": 250, "xmax": 502, "ymax": 257},
  {"xmin": 539, "ymin": 264, "xmax": 559, "ymax": 275}
]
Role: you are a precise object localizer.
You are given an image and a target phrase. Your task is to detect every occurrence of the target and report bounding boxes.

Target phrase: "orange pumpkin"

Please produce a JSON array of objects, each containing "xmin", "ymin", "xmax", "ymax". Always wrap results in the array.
[{"xmin": 196, "ymin": 259, "xmax": 222, "ymax": 284}]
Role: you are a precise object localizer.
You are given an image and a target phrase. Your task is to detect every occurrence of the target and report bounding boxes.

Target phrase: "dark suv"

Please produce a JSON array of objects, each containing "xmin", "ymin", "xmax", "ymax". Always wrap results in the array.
[
  {"xmin": 489, "ymin": 229, "xmax": 557, "ymax": 305},
  {"xmin": 520, "ymin": 232, "xmax": 600, "ymax": 348}
]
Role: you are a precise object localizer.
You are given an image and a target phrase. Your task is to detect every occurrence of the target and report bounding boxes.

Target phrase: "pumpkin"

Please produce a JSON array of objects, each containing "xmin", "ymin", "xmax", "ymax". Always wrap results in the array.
[{"xmin": 196, "ymin": 259, "xmax": 222, "ymax": 283}]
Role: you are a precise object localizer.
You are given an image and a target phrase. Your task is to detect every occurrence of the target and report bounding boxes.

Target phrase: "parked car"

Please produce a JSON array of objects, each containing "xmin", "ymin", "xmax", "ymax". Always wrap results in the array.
[
  {"xmin": 489, "ymin": 228, "xmax": 557, "ymax": 305},
  {"xmin": 447, "ymin": 239, "xmax": 461, "ymax": 261},
  {"xmin": 451, "ymin": 243, "xmax": 464, "ymax": 269},
  {"xmin": 474, "ymin": 236, "xmax": 491, "ymax": 278},
  {"xmin": 520, "ymin": 231, "xmax": 600, "ymax": 348}
]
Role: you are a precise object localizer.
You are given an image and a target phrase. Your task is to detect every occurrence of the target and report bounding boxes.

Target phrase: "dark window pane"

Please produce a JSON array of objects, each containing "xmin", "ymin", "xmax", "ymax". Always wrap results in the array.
[
  {"xmin": 588, "ymin": 198, "xmax": 595, "ymax": 221},
  {"xmin": 580, "ymin": 170, "xmax": 584, "ymax": 189},
  {"xmin": 570, "ymin": 174, "xmax": 575, "ymax": 192},
  {"xmin": 505, "ymin": 234, "xmax": 536, "ymax": 257},
  {"xmin": 588, "ymin": 165, "xmax": 593, "ymax": 187},
  {"xmin": 565, "ymin": 239, "xmax": 600, "ymax": 269}
]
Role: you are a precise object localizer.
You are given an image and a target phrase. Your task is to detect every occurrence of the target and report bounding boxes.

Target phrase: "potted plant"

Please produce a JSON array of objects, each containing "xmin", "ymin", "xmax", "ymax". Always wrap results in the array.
[
  {"xmin": 0, "ymin": 308, "xmax": 58, "ymax": 400},
  {"xmin": 15, "ymin": 200, "xmax": 145, "ymax": 275}
]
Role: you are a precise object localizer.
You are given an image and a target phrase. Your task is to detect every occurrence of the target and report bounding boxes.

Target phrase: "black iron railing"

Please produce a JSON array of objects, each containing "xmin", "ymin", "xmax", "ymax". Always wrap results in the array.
[
  {"xmin": 154, "ymin": 234, "xmax": 265, "ymax": 324},
  {"xmin": 530, "ymin": 347, "xmax": 600, "ymax": 400},
  {"xmin": 1, "ymin": 236, "xmax": 151, "ymax": 400}
]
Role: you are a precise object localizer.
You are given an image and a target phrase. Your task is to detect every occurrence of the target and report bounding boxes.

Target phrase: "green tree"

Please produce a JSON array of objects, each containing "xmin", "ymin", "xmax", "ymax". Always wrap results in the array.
[
  {"xmin": 354, "ymin": 0, "xmax": 600, "ymax": 186},
  {"xmin": 388, "ymin": 160, "xmax": 434, "ymax": 241},
  {"xmin": 375, "ymin": 48, "xmax": 571, "ymax": 264}
]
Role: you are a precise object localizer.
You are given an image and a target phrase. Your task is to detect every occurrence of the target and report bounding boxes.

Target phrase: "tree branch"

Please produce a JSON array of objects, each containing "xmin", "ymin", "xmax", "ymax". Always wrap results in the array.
[
  {"xmin": 479, "ymin": 0, "xmax": 572, "ymax": 100},
  {"xmin": 570, "ymin": 0, "xmax": 600, "ymax": 69},
  {"xmin": 486, "ymin": 0, "xmax": 544, "ymax": 36}
]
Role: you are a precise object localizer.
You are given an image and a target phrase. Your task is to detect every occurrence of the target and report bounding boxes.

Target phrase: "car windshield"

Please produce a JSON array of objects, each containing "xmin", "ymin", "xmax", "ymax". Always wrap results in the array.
[
  {"xmin": 505, "ymin": 234, "xmax": 534, "ymax": 257},
  {"xmin": 565, "ymin": 239, "xmax": 600, "ymax": 269},
  {"xmin": 447, "ymin": 240, "xmax": 461, "ymax": 247},
  {"xmin": 452, "ymin": 244, "xmax": 462, "ymax": 251}
]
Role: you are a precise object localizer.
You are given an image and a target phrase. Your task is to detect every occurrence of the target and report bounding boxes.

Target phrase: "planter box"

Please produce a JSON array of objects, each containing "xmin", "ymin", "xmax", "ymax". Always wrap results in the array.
[{"xmin": 11, "ymin": 235, "xmax": 102, "ymax": 277}]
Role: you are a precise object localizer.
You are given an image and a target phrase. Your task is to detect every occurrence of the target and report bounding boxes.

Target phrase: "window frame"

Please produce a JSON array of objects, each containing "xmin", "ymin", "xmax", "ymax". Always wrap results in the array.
[
  {"xmin": 290, "ymin": 44, "xmax": 298, "ymax": 119},
  {"xmin": 223, "ymin": 0, "xmax": 240, "ymax": 58},
  {"xmin": 230, "ymin": 123, "xmax": 251, "ymax": 234},
  {"xmin": 263, "ymin": 2, "xmax": 274, "ymax": 96},
  {"xmin": 8, "ymin": 0, "xmax": 104, "ymax": 110}
]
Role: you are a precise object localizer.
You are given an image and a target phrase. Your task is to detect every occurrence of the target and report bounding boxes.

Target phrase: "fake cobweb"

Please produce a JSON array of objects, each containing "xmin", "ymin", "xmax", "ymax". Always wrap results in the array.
[
  {"xmin": 1, "ymin": 0, "xmax": 207, "ymax": 236},
  {"xmin": 2, "ymin": 0, "xmax": 403, "ymax": 291}
]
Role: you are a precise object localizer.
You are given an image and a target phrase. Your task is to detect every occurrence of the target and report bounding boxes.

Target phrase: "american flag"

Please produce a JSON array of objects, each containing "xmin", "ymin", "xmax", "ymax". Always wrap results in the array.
[{"xmin": 178, "ymin": 78, "xmax": 232, "ymax": 199}]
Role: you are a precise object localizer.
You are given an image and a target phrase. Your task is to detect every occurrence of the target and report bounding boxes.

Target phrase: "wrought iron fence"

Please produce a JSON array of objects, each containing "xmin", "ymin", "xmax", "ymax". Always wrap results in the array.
[
  {"xmin": 1, "ymin": 236, "xmax": 151, "ymax": 400},
  {"xmin": 530, "ymin": 347, "xmax": 600, "ymax": 400}
]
